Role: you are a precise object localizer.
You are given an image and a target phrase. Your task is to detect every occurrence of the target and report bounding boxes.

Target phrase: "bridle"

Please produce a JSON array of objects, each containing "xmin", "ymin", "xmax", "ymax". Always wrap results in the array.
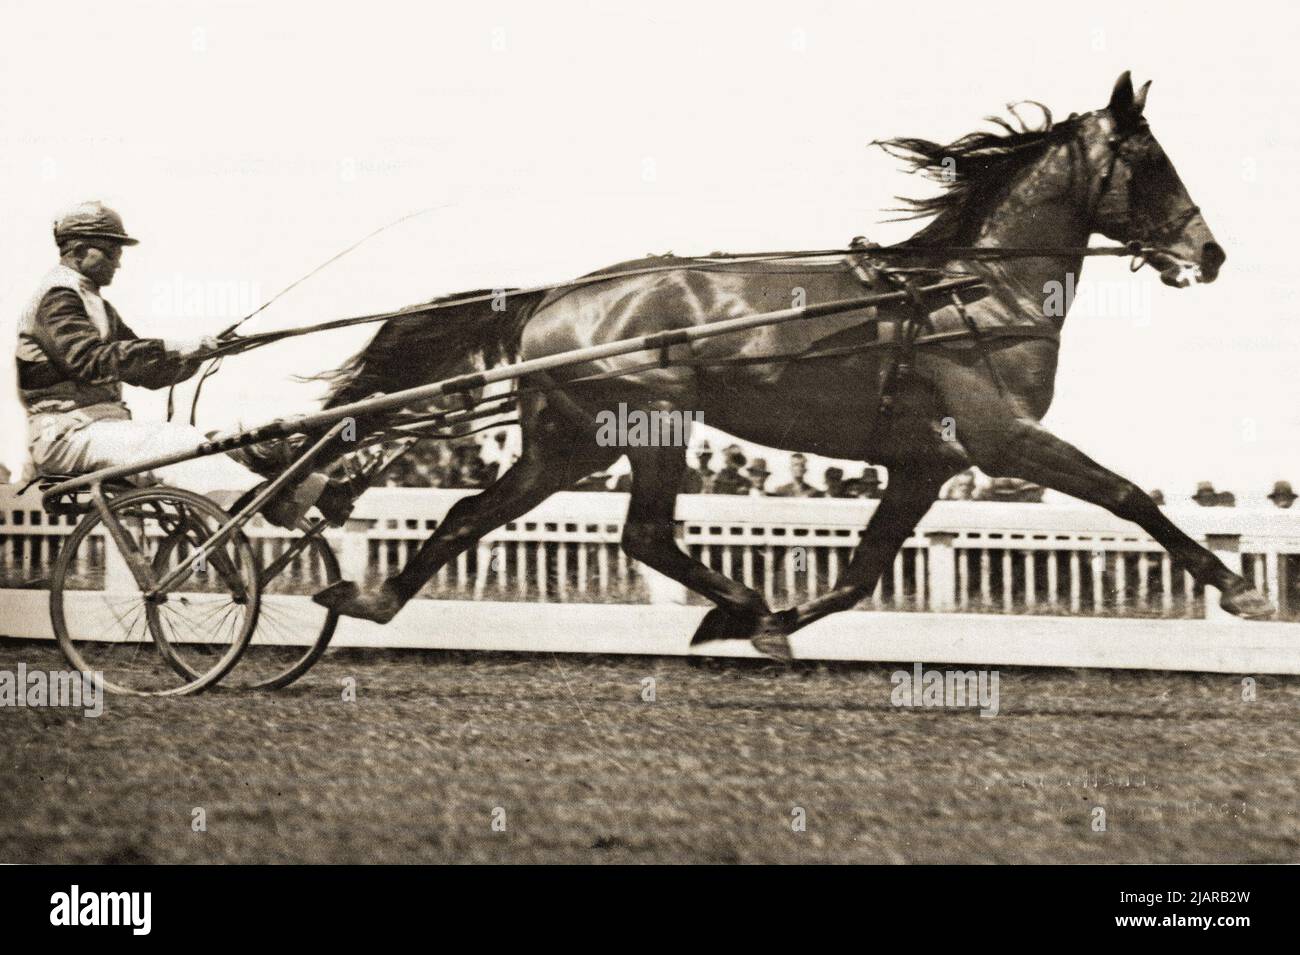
[{"xmin": 1078, "ymin": 118, "xmax": 1202, "ymax": 273}]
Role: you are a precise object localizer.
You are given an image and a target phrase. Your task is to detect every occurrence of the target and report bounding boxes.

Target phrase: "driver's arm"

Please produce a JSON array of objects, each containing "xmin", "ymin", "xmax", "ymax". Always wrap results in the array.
[{"xmin": 34, "ymin": 288, "xmax": 208, "ymax": 390}]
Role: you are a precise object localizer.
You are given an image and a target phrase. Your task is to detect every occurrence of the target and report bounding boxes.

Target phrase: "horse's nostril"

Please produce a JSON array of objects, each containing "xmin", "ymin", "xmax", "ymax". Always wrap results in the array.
[{"xmin": 1203, "ymin": 242, "xmax": 1226, "ymax": 272}]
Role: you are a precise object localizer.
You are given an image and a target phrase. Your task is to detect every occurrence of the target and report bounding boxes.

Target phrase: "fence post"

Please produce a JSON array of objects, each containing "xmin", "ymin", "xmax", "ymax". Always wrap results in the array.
[
  {"xmin": 926, "ymin": 531, "xmax": 958, "ymax": 612},
  {"xmin": 1276, "ymin": 552, "xmax": 1291, "ymax": 617},
  {"xmin": 338, "ymin": 517, "xmax": 376, "ymax": 584},
  {"xmin": 640, "ymin": 563, "xmax": 688, "ymax": 605},
  {"xmin": 1204, "ymin": 533, "xmax": 1242, "ymax": 621}
]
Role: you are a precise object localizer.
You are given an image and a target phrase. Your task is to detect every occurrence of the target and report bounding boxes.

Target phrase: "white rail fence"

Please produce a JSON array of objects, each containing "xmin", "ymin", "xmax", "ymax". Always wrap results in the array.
[
  {"xmin": 5, "ymin": 485, "xmax": 1300, "ymax": 673},
  {"xmin": 3, "ymin": 485, "xmax": 1299, "ymax": 621}
]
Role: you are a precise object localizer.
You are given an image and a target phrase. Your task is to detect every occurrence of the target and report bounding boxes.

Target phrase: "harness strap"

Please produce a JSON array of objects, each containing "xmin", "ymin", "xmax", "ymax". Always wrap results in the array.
[{"xmin": 951, "ymin": 292, "xmax": 1009, "ymax": 397}]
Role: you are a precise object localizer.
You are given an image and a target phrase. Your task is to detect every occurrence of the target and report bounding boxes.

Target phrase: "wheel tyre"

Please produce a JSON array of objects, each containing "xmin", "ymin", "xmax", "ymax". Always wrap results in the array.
[
  {"xmin": 225, "ymin": 489, "xmax": 342, "ymax": 690},
  {"xmin": 49, "ymin": 486, "xmax": 261, "ymax": 697}
]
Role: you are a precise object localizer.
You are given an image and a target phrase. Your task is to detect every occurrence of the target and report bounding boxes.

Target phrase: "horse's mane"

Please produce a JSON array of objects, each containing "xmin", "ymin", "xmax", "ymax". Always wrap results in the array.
[{"xmin": 875, "ymin": 102, "xmax": 1076, "ymax": 246}]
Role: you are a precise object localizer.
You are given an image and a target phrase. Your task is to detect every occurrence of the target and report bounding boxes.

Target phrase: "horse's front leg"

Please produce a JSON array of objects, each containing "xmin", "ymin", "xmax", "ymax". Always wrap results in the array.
[
  {"xmin": 970, "ymin": 417, "xmax": 1273, "ymax": 617},
  {"xmin": 930, "ymin": 350, "xmax": 1275, "ymax": 619}
]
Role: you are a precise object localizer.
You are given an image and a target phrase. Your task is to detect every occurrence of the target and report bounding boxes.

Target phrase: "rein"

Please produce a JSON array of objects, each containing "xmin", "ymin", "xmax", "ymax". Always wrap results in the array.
[
  {"xmin": 203, "ymin": 239, "xmax": 1150, "ymax": 361},
  {"xmin": 178, "ymin": 120, "xmax": 1198, "ymax": 427}
]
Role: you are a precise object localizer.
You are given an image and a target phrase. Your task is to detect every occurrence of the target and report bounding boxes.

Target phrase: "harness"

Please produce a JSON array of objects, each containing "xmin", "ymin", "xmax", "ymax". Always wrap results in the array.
[{"xmin": 860, "ymin": 116, "xmax": 1203, "ymax": 446}]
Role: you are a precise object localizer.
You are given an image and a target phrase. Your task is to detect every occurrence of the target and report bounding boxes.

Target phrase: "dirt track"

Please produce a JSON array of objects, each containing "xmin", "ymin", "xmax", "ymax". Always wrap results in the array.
[{"xmin": 2, "ymin": 638, "xmax": 1298, "ymax": 863}]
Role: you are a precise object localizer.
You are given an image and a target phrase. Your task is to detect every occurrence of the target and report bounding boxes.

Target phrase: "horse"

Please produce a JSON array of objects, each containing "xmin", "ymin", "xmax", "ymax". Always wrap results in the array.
[{"xmin": 299, "ymin": 71, "xmax": 1273, "ymax": 660}]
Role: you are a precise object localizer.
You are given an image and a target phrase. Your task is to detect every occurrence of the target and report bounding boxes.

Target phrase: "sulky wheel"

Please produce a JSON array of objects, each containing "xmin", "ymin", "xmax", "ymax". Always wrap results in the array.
[
  {"xmin": 49, "ymin": 486, "xmax": 261, "ymax": 697},
  {"xmin": 203, "ymin": 488, "xmax": 342, "ymax": 690}
]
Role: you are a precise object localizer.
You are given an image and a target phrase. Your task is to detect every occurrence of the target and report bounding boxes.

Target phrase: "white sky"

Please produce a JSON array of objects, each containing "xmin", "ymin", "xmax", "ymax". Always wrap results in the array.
[{"xmin": 1, "ymin": 0, "xmax": 1297, "ymax": 504}]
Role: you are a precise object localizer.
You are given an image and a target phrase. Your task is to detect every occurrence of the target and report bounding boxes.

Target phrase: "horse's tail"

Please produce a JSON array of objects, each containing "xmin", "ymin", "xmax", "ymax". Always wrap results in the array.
[
  {"xmin": 230, "ymin": 289, "xmax": 548, "ymax": 479},
  {"xmin": 309, "ymin": 288, "xmax": 547, "ymax": 411}
]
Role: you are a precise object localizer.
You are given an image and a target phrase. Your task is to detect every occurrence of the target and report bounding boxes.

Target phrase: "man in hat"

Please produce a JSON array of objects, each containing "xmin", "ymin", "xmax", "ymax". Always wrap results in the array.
[
  {"xmin": 1268, "ymin": 480, "xmax": 1297, "ymax": 509},
  {"xmin": 772, "ymin": 452, "xmax": 823, "ymax": 498},
  {"xmin": 710, "ymin": 445, "xmax": 751, "ymax": 495},
  {"xmin": 1191, "ymin": 481, "xmax": 1219, "ymax": 507},
  {"xmin": 745, "ymin": 457, "xmax": 771, "ymax": 496},
  {"xmin": 855, "ymin": 466, "xmax": 884, "ymax": 500},
  {"xmin": 16, "ymin": 201, "xmax": 348, "ymax": 526},
  {"xmin": 680, "ymin": 441, "xmax": 712, "ymax": 494},
  {"xmin": 823, "ymin": 466, "xmax": 849, "ymax": 498}
]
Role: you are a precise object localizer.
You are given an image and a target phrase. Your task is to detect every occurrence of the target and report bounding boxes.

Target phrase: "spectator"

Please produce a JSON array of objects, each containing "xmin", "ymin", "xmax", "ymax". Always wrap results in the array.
[
  {"xmin": 449, "ymin": 444, "xmax": 493, "ymax": 488},
  {"xmin": 1215, "ymin": 490, "xmax": 1236, "ymax": 507},
  {"xmin": 383, "ymin": 451, "xmax": 417, "ymax": 487},
  {"xmin": 1267, "ymin": 481, "xmax": 1296, "ymax": 509},
  {"xmin": 410, "ymin": 456, "xmax": 437, "ymax": 488},
  {"xmin": 824, "ymin": 466, "xmax": 849, "ymax": 498},
  {"xmin": 682, "ymin": 442, "xmax": 713, "ymax": 493},
  {"xmin": 711, "ymin": 446, "xmax": 751, "ymax": 495},
  {"xmin": 941, "ymin": 469, "xmax": 976, "ymax": 500},
  {"xmin": 488, "ymin": 430, "xmax": 516, "ymax": 472},
  {"xmin": 849, "ymin": 466, "xmax": 883, "ymax": 499},
  {"xmin": 772, "ymin": 453, "xmax": 823, "ymax": 498},
  {"xmin": 745, "ymin": 458, "xmax": 771, "ymax": 495},
  {"xmin": 1192, "ymin": 481, "xmax": 1222, "ymax": 507}
]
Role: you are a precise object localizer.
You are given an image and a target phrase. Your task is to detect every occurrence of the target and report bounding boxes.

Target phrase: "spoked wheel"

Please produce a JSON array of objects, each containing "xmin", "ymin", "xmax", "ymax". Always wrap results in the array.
[
  {"xmin": 196, "ymin": 487, "xmax": 341, "ymax": 690},
  {"xmin": 50, "ymin": 486, "xmax": 261, "ymax": 696}
]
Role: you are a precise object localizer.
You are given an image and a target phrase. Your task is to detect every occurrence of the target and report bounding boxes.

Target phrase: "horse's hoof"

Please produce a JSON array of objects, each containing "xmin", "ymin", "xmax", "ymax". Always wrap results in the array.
[
  {"xmin": 691, "ymin": 606, "xmax": 760, "ymax": 645},
  {"xmin": 313, "ymin": 580, "xmax": 403, "ymax": 624},
  {"xmin": 1220, "ymin": 583, "xmax": 1276, "ymax": 620},
  {"xmin": 750, "ymin": 610, "xmax": 797, "ymax": 663}
]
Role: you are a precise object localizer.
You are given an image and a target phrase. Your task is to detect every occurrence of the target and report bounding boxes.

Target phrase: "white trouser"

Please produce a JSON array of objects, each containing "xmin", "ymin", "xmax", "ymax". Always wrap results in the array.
[{"xmin": 29, "ymin": 416, "xmax": 263, "ymax": 495}]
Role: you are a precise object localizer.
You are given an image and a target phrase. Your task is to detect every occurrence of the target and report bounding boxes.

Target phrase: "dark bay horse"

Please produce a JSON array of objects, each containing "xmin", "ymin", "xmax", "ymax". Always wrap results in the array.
[{"xmin": 309, "ymin": 72, "xmax": 1274, "ymax": 658}]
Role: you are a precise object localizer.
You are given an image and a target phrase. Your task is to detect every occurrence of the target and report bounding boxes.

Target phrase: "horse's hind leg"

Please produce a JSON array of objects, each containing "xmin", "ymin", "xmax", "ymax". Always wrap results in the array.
[
  {"xmin": 314, "ymin": 411, "xmax": 615, "ymax": 622},
  {"xmin": 754, "ymin": 466, "xmax": 955, "ymax": 645},
  {"xmin": 620, "ymin": 444, "xmax": 777, "ymax": 651}
]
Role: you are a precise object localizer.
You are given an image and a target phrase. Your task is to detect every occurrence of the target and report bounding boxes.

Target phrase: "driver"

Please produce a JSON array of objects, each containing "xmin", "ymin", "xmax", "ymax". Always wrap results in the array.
[{"xmin": 16, "ymin": 200, "xmax": 348, "ymax": 527}]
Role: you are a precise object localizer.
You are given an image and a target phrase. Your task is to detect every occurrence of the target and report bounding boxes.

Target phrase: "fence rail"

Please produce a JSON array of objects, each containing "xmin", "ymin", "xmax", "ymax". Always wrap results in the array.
[{"xmin": 3, "ymin": 485, "xmax": 1299, "ymax": 621}]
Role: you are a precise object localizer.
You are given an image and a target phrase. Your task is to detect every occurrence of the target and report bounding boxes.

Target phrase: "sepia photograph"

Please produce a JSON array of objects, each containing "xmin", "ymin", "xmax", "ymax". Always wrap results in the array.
[{"xmin": 0, "ymin": 0, "xmax": 1296, "ymax": 909}]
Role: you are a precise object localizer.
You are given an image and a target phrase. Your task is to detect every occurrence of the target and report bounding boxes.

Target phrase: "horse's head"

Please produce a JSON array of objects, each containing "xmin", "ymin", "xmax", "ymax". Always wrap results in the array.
[{"xmin": 1083, "ymin": 71, "xmax": 1225, "ymax": 287}]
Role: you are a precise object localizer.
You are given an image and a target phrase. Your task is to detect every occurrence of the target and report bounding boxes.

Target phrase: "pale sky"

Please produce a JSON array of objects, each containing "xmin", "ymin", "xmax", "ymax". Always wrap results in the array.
[{"xmin": 1, "ymin": 0, "xmax": 1297, "ymax": 504}]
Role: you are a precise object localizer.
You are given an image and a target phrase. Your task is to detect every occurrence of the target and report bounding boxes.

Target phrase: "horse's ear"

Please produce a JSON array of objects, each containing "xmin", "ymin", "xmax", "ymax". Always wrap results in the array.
[
  {"xmin": 1108, "ymin": 71, "xmax": 1149, "ymax": 128},
  {"xmin": 1108, "ymin": 71, "xmax": 1135, "ymax": 115},
  {"xmin": 1132, "ymin": 80, "xmax": 1151, "ymax": 115}
]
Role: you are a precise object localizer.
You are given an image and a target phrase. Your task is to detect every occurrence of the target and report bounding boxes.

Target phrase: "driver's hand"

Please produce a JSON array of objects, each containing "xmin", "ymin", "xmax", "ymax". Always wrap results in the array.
[{"xmin": 166, "ymin": 335, "xmax": 222, "ymax": 359}]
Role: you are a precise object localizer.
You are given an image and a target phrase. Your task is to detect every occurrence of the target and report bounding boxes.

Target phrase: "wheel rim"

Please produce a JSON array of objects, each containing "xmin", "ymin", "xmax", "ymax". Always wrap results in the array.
[
  {"xmin": 50, "ymin": 488, "xmax": 260, "ymax": 696},
  {"xmin": 220, "ymin": 491, "xmax": 342, "ymax": 690}
]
